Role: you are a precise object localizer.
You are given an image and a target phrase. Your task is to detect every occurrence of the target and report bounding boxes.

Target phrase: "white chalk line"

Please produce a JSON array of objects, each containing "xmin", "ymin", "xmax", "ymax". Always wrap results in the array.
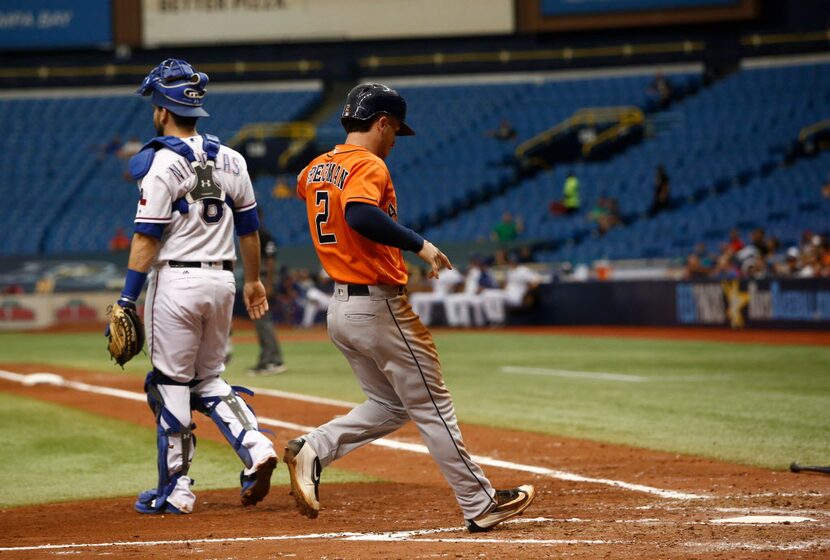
[
  {"xmin": 0, "ymin": 369, "xmax": 704, "ymax": 501},
  {"xmin": 0, "ymin": 517, "xmax": 620, "ymax": 552},
  {"xmin": 685, "ymin": 539, "xmax": 830, "ymax": 552},
  {"xmin": 501, "ymin": 366, "xmax": 647, "ymax": 383}
]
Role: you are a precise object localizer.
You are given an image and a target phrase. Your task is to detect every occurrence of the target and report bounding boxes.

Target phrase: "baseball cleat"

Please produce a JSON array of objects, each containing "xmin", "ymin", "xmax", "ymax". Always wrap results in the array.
[
  {"xmin": 466, "ymin": 484, "xmax": 536, "ymax": 533},
  {"xmin": 283, "ymin": 438, "xmax": 321, "ymax": 519},
  {"xmin": 134, "ymin": 489, "xmax": 186, "ymax": 515},
  {"xmin": 240, "ymin": 455, "xmax": 277, "ymax": 506}
]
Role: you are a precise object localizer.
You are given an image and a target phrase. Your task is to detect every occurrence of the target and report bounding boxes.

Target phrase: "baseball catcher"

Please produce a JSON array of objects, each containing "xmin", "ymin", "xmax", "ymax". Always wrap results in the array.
[{"xmin": 106, "ymin": 301, "xmax": 145, "ymax": 367}]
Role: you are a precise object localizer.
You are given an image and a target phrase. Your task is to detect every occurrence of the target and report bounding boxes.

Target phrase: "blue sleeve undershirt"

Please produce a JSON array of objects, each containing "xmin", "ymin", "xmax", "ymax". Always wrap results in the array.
[{"xmin": 345, "ymin": 202, "xmax": 424, "ymax": 253}]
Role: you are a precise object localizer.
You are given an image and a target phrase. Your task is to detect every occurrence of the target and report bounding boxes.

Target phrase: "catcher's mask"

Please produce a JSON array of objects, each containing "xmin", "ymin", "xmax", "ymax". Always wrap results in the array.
[{"xmin": 137, "ymin": 58, "xmax": 210, "ymax": 118}]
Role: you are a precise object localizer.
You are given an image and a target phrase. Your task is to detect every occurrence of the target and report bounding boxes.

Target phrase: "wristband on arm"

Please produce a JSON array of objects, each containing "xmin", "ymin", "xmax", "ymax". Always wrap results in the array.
[{"xmin": 120, "ymin": 269, "xmax": 148, "ymax": 306}]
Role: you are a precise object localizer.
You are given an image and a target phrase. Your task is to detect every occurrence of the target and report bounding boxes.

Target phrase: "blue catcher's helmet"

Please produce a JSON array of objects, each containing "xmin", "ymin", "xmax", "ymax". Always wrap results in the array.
[{"xmin": 137, "ymin": 59, "xmax": 210, "ymax": 118}]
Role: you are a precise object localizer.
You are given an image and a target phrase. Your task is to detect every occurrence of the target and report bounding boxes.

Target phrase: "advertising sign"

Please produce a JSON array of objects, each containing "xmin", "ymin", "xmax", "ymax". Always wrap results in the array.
[
  {"xmin": 0, "ymin": 0, "xmax": 111, "ymax": 49},
  {"xmin": 143, "ymin": 0, "xmax": 513, "ymax": 47}
]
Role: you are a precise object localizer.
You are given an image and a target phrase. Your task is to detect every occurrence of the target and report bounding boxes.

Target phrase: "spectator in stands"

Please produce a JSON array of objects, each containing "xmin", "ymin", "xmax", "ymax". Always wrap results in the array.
[
  {"xmin": 491, "ymin": 211, "xmax": 523, "ymax": 242},
  {"xmin": 727, "ymin": 229, "xmax": 744, "ymax": 253},
  {"xmin": 516, "ymin": 245, "xmax": 536, "ymax": 264},
  {"xmin": 777, "ymin": 247, "xmax": 802, "ymax": 277},
  {"xmin": 588, "ymin": 195, "xmax": 621, "ymax": 236},
  {"xmin": 485, "ymin": 119, "xmax": 517, "ymax": 141},
  {"xmin": 108, "ymin": 226, "xmax": 131, "ymax": 252},
  {"xmin": 648, "ymin": 72, "xmax": 672, "ymax": 109},
  {"xmin": 750, "ymin": 228, "xmax": 769, "ymax": 257},
  {"xmin": 648, "ymin": 166, "xmax": 671, "ymax": 216},
  {"xmin": 684, "ymin": 254, "xmax": 711, "ymax": 279},
  {"xmin": 550, "ymin": 171, "xmax": 581, "ymax": 215},
  {"xmin": 492, "ymin": 248, "xmax": 510, "ymax": 267},
  {"xmin": 710, "ymin": 252, "xmax": 740, "ymax": 280},
  {"xmin": 819, "ymin": 235, "xmax": 830, "ymax": 276}
]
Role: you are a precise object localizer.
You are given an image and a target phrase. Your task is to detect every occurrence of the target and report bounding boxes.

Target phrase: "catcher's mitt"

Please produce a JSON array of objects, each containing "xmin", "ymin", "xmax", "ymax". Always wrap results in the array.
[{"xmin": 106, "ymin": 302, "xmax": 145, "ymax": 367}]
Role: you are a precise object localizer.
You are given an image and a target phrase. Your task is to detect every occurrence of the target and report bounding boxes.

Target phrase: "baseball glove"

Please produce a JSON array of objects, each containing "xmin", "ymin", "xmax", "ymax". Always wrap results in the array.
[{"xmin": 106, "ymin": 302, "xmax": 145, "ymax": 367}]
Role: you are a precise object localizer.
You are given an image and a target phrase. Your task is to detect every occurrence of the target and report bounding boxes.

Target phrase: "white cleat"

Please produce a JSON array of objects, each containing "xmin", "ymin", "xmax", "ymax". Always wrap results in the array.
[
  {"xmin": 283, "ymin": 438, "xmax": 321, "ymax": 519},
  {"xmin": 466, "ymin": 484, "xmax": 536, "ymax": 532}
]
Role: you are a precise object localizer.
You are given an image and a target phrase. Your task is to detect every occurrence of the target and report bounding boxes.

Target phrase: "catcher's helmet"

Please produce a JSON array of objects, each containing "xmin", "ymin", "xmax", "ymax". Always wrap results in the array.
[
  {"xmin": 341, "ymin": 83, "xmax": 415, "ymax": 136},
  {"xmin": 137, "ymin": 58, "xmax": 210, "ymax": 118}
]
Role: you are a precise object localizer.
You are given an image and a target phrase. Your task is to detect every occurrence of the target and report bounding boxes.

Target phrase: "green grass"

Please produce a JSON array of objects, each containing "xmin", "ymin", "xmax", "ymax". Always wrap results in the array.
[
  {"xmin": 2, "ymin": 329, "xmax": 829, "ymax": 478},
  {"xmin": 0, "ymin": 392, "xmax": 372, "ymax": 508}
]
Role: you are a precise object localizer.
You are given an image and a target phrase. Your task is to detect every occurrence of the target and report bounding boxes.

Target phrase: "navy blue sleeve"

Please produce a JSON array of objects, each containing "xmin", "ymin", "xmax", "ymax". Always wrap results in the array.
[
  {"xmin": 345, "ymin": 202, "xmax": 424, "ymax": 253},
  {"xmin": 234, "ymin": 207, "xmax": 259, "ymax": 237},
  {"xmin": 134, "ymin": 222, "xmax": 165, "ymax": 239}
]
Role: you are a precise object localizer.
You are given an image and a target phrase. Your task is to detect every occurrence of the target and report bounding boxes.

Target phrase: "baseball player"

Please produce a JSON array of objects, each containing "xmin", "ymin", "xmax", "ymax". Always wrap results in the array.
[
  {"xmin": 408, "ymin": 265, "xmax": 463, "ymax": 326},
  {"xmin": 285, "ymin": 83, "xmax": 535, "ymax": 532},
  {"xmin": 444, "ymin": 256, "xmax": 490, "ymax": 327},
  {"xmin": 118, "ymin": 59, "xmax": 277, "ymax": 514},
  {"xmin": 481, "ymin": 254, "xmax": 546, "ymax": 325},
  {"xmin": 300, "ymin": 268, "xmax": 334, "ymax": 328}
]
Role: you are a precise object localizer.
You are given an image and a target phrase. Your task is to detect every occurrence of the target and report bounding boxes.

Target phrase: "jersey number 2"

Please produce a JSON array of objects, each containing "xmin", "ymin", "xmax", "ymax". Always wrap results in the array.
[{"xmin": 315, "ymin": 190, "xmax": 337, "ymax": 245}]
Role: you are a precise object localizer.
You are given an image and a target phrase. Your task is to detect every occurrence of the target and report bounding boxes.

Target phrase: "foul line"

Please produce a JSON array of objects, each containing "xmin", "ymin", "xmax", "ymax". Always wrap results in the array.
[
  {"xmin": 0, "ymin": 518, "xmax": 624, "ymax": 552},
  {"xmin": 0, "ymin": 369, "xmax": 704, "ymax": 501},
  {"xmin": 501, "ymin": 366, "xmax": 647, "ymax": 383}
]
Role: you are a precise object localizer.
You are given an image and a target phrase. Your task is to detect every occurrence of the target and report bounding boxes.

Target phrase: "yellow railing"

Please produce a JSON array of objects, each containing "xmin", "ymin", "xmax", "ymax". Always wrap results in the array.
[
  {"xmin": 359, "ymin": 40, "xmax": 704, "ymax": 69},
  {"xmin": 798, "ymin": 118, "xmax": 830, "ymax": 143},
  {"xmin": 0, "ymin": 60, "xmax": 322, "ymax": 80},
  {"xmin": 741, "ymin": 29, "xmax": 830, "ymax": 48},
  {"xmin": 581, "ymin": 107, "xmax": 644, "ymax": 157},
  {"xmin": 229, "ymin": 121, "xmax": 317, "ymax": 171},
  {"xmin": 515, "ymin": 106, "xmax": 644, "ymax": 161}
]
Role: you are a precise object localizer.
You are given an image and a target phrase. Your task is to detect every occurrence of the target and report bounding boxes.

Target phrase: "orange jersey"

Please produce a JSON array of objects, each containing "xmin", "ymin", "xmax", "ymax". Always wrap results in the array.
[{"xmin": 297, "ymin": 144, "xmax": 408, "ymax": 286}]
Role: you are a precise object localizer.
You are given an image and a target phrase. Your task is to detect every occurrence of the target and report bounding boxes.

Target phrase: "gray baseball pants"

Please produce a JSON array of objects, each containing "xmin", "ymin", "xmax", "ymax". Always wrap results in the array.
[{"xmin": 302, "ymin": 283, "xmax": 497, "ymax": 519}]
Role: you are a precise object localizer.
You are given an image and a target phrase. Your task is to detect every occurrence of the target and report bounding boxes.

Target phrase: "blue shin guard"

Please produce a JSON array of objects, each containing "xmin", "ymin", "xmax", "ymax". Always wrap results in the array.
[{"xmin": 137, "ymin": 370, "xmax": 196, "ymax": 514}]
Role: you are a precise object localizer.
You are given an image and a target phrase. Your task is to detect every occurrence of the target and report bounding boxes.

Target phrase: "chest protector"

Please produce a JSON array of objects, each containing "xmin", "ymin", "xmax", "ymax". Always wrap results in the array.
[{"xmin": 129, "ymin": 134, "xmax": 232, "ymax": 214}]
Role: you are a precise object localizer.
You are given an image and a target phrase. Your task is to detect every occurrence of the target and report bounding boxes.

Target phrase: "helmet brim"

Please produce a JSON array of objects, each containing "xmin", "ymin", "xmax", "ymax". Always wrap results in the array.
[
  {"xmin": 397, "ymin": 121, "xmax": 415, "ymax": 136},
  {"xmin": 150, "ymin": 90, "xmax": 209, "ymax": 117}
]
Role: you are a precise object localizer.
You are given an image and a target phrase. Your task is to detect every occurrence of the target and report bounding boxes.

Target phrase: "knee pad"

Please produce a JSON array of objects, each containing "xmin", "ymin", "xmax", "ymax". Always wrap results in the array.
[
  {"xmin": 142, "ymin": 369, "xmax": 197, "ymax": 511},
  {"xmin": 193, "ymin": 384, "xmax": 260, "ymax": 469}
]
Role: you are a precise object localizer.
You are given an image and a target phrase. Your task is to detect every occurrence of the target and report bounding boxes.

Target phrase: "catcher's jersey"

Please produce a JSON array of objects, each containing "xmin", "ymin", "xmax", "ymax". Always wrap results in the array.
[
  {"xmin": 134, "ymin": 136, "xmax": 256, "ymax": 262},
  {"xmin": 297, "ymin": 144, "xmax": 408, "ymax": 286}
]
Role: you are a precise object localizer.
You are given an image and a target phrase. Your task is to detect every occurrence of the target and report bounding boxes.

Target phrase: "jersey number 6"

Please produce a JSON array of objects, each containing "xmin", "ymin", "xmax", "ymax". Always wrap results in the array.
[{"xmin": 315, "ymin": 190, "xmax": 337, "ymax": 245}]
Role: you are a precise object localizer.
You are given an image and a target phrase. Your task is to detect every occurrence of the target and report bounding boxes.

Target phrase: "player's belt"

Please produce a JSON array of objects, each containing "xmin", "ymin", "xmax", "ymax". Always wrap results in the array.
[
  {"xmin": 168, "ymin": 260, "xmax": 234, "ymax": 272},
  {"xmin": 342, "ymin": 284, "xmax": 405, "ymax": 297}
]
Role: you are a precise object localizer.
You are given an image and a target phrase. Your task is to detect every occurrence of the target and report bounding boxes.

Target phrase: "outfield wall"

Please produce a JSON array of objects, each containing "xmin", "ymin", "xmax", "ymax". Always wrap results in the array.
[{"xmin": 533, "ymin": 278, "xmax": 830, "ymax": 329}]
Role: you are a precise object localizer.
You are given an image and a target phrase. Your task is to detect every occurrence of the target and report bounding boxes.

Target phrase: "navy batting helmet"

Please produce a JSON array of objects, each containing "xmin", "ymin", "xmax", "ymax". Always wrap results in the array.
[
  {"xmin": 341, "ymin": 83, "xmax": 415, "ymax": 136},
  {"xmin": 137, "ymin": 58, "xmax": 210, "ymax": 118}
]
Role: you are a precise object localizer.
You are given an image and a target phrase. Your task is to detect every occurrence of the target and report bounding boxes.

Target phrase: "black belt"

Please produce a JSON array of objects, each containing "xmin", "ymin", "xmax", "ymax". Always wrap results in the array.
[
  {"xmin": 347, "ymin": 284, "xmax": 405, "ymax": 296},
  {"xmin": 169, "ymin": 260, "xmax": 234, "ymax": 272}
]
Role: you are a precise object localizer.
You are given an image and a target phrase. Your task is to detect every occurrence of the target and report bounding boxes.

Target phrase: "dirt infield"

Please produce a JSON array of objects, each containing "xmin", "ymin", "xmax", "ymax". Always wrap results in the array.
[{"xmin": 1, "ymin": 362, "xmax": 829, "ymax": 559}]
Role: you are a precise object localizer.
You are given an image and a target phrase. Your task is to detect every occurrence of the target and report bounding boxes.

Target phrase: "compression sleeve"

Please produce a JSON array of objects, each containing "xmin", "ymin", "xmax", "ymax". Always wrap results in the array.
[{"xmin": 345, "ymin": 202, "xmax": 425, "ymax": 253}]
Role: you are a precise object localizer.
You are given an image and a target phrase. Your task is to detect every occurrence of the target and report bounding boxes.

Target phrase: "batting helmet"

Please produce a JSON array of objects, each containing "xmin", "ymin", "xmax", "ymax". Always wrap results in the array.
[
  {"xmin": 136, "ymin": 58, "xmax": 210, "ymax": 118},
  {"xmin": 341, "ymin": 83, "xmax": 415, "ymax": 136}
]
